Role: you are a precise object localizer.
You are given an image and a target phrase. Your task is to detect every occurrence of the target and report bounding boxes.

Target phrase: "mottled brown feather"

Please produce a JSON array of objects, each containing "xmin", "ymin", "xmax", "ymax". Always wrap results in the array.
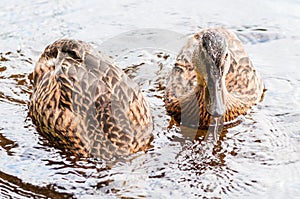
[
  {"xmin": 164, "ymin": 28, "xmax": 264, "ymax": 128},
  {"xmin": 30, "ymin": 39, "xmax": 153, "ymax": 159}
]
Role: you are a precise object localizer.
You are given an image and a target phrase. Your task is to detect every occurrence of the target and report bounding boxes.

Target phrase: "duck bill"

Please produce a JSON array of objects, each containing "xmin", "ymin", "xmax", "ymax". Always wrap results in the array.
[{"xmin": 205, "ymin": 78, "xmax": 226, "ymax": 117}]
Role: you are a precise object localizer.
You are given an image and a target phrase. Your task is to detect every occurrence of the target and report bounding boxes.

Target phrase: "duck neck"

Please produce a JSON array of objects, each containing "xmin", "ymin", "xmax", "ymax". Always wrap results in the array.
[
  {"xmin": 178, "ymin": 84, "xmax": 210, "ymax": 128},
  {"xmin": 221, "ymin": 79, "xmax": 250, "ymax": 122},
  {"xmin": 190, "ymin": 78, "xmax": 250, "ymax": 125}
]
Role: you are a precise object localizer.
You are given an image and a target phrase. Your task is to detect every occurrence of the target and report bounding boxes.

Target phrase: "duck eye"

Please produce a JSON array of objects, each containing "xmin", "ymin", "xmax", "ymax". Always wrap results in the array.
[
  {"xmin": 224, "ymin": 53, "xmax": 228, "ymax": 59},
  {"xmin": 67, "ymin": 50, "xmax": 82, "ymax": 61}
]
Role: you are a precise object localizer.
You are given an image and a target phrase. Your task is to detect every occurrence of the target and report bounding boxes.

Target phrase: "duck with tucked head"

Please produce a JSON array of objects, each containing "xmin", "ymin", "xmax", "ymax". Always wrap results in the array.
[
  {"xmin": 30, "ymin": 39, "xmax": 153, "ymax": 160},
  {"xmin": 164, "ymin": 28, "xmax": 264, "ymax": 139}
]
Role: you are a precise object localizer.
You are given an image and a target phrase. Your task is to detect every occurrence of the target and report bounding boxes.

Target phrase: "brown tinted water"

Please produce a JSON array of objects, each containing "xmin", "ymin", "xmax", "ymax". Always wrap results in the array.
[{"xmin": 1, "ymin": 0, "xmax": 300, "ymax": 198}]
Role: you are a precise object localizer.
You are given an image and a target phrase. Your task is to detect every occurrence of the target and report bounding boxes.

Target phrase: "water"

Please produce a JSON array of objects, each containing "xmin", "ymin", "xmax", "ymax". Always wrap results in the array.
[{"xmin": 1, "ymin": 0, "xmax": 300, "ymax": 198}]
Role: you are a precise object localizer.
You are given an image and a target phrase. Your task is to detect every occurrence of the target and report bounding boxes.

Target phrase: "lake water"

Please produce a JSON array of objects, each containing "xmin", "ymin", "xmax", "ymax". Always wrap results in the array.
[{"xmin": 0, "ymin": 0, "xmax": 300, "ymax": 198}]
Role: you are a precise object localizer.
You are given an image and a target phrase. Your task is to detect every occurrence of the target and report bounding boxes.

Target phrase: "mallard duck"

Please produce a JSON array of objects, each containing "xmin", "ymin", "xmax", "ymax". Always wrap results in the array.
[
  {"xmin": 164, "ymin": 28, "xmax": 264, "ymax": 138},
  {"xmin": 30, "ymin": 39, "xmax": 153, "ymax": 160}
]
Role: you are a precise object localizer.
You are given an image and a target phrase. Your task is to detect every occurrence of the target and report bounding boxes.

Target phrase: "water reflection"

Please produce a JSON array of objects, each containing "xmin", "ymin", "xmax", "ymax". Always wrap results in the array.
[
  {"xmin": 0, "ymin": 132, "xmax": 18, "ymax": 156},
  {"xmin": 0, "ymin": 169, "xmax": 72, "ymax": 198},
  {"xmin": 1, "ymin": 0, "xmax": 300, "ymax": 198}
]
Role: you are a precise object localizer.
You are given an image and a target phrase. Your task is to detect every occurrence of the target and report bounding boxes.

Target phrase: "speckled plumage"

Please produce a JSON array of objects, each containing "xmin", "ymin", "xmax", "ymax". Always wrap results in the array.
[
  {"xmin": 164, "ymin": 28, "xmax": 264, "ymax": 129},
  {"xmin": 30, "ymin": 39, "xmax": 153, "ymax": 160}
]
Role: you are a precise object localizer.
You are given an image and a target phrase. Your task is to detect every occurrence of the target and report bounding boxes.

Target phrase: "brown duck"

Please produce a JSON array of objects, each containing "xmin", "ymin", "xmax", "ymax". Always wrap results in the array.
[
  {"xmin": 164, "ymin": 28, "xmax": 264, "ymax": 138},
  {"xmin": 30, "ymin": 39, "xmax": 153, "ymax": 160}
]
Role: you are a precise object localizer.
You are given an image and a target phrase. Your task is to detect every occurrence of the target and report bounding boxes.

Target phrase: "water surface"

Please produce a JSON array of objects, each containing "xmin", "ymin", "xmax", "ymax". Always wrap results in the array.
[{"xmin": 0, "ymin": 0, "xmax": 300, "ymax": 198}]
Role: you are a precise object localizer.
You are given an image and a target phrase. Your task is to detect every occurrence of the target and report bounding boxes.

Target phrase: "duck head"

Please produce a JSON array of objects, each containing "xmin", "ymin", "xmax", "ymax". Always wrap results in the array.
[{"xmin": 192, "ymin": 31, "xmax": 231, "ymax": 117}]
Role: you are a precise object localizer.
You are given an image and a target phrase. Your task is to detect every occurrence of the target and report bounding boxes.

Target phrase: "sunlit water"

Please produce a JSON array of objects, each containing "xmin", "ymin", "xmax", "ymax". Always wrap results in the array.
[{"xmin": 1, "ymin": 0, "xmax": 300, "ymax": 198}]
